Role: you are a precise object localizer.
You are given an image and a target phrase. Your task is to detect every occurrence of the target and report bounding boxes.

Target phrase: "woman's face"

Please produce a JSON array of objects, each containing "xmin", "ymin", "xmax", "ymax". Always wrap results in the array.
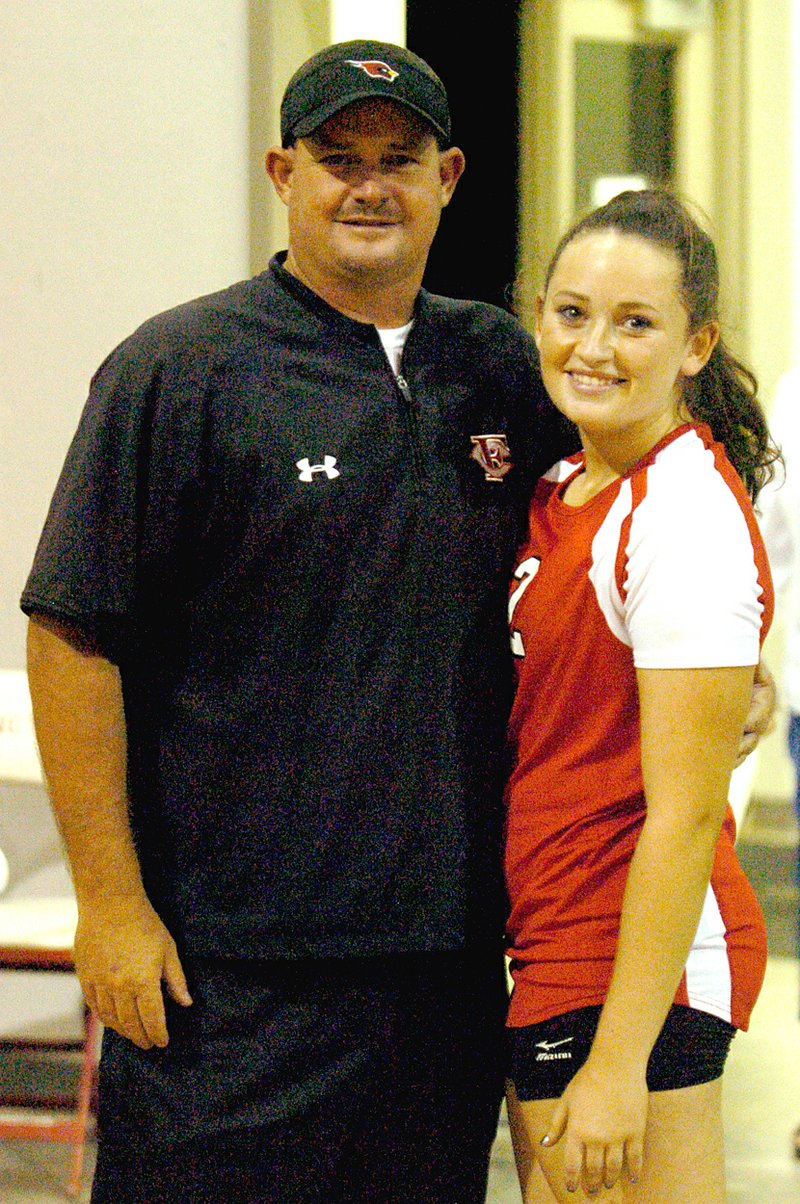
[{"xmin": 535, "ymin": 230, "xmax": 716, "ymax": 462}]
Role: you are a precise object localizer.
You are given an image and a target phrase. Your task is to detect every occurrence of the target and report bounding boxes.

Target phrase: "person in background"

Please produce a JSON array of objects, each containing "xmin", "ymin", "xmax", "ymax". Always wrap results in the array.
[
  {"xmin": 503, "ymin": 189, "xmax": 779, "ymax": 1203},
  {"xmin": 756, "ymin": 365, "xmax": 800, "ymax": 1159}
]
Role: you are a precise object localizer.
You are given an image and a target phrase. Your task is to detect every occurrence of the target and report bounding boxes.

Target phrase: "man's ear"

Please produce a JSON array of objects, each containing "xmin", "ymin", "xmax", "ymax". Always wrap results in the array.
[
  {"xmin": 438, "ymin": 146, "xmax": 466, "ymax": 207},
  {"xmin": 265, "ymin": 146, "xmax": 294, "ymax": 203},
  {"xmin": 533, "ymin": 293, "xmax": 545, "ymax": 349}
]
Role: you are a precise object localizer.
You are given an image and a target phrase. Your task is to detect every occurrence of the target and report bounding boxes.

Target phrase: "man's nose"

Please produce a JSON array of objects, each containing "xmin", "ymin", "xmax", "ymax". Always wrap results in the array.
[{"xmin": 349, "ymin": 169, "xmax": 391, "ymax": 203}]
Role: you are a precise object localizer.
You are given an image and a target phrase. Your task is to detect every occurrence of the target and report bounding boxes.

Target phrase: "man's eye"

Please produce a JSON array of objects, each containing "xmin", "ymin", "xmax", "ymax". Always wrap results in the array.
[
  {"xmin": 556, "ymin": 305, "xmax": 582, "ymax": 321},
  {"xmin": 623, "ymin": 315, "xmax": 652, "ymax": 331}
]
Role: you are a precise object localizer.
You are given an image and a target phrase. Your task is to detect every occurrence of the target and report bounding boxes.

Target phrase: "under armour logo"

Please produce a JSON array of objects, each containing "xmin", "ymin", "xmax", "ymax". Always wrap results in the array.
[{"xmin": 296, "ymin": 456, "xmax": 340, "ymax": 482}]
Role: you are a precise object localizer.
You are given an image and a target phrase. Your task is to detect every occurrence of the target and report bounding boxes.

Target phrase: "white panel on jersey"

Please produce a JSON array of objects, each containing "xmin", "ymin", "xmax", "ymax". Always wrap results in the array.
[
  {"xmin": 543, "ymin": 457, "xmax": 578, "ymax": 483},
  {"xmin": 588, "ymin": 478, "xmax": 635, "ymax": 647},
  {"xmin": 683, "ymin": 883, "xmax": 733, "ymax": 1024},
  {"xmin": 588, "ymin": 430, "xmax": 764, "ymax": 668}
]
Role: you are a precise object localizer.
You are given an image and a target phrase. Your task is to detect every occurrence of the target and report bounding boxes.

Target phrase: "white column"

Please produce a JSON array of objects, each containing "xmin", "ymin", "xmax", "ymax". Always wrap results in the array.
[
  {"xmin": 330, "ymin": 0, "xmax": 405, "ymax": 44},
  {"xmin": 1, "ymin": 0, "xmax": 251, "ymax": 668},
  {"xmin": 792, "ymin": 0, "xmax": 800, "ymax": 361}
]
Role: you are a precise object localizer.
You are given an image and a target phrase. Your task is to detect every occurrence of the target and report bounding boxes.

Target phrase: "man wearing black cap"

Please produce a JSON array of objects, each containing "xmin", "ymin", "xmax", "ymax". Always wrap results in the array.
[{"xmin": 21, "ymin": 38, "xmax": 574, "ymax": 1202}]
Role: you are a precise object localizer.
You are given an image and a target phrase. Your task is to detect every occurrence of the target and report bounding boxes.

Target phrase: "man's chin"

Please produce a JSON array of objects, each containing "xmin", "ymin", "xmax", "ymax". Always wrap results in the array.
[{"xmin": 334, "ymin": 244, "xmax": 405, "ymax": 278}]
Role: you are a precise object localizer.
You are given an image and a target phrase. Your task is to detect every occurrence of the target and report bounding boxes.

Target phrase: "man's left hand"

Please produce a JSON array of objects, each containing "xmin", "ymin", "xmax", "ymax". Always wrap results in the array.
[{"xmin": 735, "ymin": 658, "xmax": 777, "ymax": 766}]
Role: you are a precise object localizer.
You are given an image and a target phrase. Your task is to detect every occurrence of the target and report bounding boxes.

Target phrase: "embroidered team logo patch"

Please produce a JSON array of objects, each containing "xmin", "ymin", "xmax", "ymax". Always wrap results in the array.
[
  {"xmin": 345, "ymin": 59, "xmax": 399, "ymax": 82},
  {"xmin": 470, "ymin": 434, "xmax": 513, "ymax": 482}
]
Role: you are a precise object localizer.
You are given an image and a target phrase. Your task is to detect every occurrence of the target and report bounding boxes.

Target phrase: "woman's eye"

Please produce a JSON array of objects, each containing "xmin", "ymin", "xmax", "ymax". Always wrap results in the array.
[{"xmin": 556, "ymin": 305, "xmax": 582, "ymax": 321}]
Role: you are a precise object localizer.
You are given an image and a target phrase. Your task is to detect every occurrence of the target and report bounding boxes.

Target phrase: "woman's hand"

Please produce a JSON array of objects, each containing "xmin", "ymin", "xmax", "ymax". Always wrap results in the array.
[{"xmin": 542, "ymin": 1060, "xmax": 646, "ymax": 1195}]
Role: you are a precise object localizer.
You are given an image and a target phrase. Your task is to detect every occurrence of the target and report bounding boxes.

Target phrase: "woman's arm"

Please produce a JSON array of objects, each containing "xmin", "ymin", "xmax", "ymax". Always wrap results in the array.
[{"xmin": 543, "ymin": 663, "xmax": 754, "ymax": 1195}]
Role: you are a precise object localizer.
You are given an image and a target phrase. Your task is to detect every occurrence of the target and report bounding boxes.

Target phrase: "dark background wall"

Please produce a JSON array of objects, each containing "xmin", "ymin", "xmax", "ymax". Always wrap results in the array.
[{"xmin": 407, "ymin": 0, "xmax": 521, "ymax": 309}]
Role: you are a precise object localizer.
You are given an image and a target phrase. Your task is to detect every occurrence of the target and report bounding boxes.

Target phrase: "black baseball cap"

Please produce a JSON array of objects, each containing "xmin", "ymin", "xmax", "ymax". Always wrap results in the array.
[{"xmin": 280, "ymin": 39, "xmax": 452, "ymax": 147}]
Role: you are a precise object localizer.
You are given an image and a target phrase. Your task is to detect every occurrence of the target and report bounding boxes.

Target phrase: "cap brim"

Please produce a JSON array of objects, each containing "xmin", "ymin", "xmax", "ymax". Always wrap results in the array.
[{"xmin": 285, "ymin": 91, "xmax": 449, "ymax": 145}]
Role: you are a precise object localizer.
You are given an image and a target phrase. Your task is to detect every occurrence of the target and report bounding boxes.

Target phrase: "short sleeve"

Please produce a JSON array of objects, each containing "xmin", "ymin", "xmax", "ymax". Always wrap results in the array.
[
  {"xmin": 623, "ymin": 441, "xmax": 767, "ymax": 669},
  {"xmin": 21, "ymin": 320, "xmax": 210, "ymax": 661}
]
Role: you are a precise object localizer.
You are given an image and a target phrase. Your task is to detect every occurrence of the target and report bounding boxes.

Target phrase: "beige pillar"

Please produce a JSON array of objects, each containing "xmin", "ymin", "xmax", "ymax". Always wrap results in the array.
[
  {"xmin": 330, "ymin": 0, "xmax": 405, "ymax": 43},
  {"xmin": 2, "ymin": 1, "xmax": 252, "ymax": 667}
]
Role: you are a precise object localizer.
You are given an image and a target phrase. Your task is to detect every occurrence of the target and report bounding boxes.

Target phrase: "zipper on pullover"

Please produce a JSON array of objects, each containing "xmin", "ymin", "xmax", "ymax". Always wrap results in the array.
[{"xmin": 395, "ymin": 373, "xmax": 426, "ymax": 483}]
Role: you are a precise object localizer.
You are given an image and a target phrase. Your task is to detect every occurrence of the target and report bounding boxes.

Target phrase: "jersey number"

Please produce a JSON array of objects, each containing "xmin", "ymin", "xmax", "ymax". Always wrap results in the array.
[{"xmin": 508, "ymin": 556, "xmax": 541, "ymax": 658}]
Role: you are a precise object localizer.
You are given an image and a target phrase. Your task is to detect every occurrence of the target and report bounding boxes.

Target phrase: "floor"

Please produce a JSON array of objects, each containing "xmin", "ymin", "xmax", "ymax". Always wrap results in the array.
[
  {"xmin": 0, "ymin": 955, "xmax": 793, "ymax": 1202},
  {"xmin": 0, "ymin": 790, "xmax": 795, "ymax": 1202}
]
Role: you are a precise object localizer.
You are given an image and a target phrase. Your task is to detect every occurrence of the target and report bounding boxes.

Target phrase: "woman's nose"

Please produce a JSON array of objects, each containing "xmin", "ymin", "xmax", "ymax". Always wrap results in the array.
[{"xmin": 576, "ymin": 320, "xmax": 614, "ymax": 361}]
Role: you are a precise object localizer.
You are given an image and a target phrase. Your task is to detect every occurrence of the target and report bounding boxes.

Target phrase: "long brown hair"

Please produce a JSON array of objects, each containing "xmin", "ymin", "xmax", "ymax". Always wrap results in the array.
[{"xmin": 543, "ymin": 189, "xmax": 780, "ymax": 499}]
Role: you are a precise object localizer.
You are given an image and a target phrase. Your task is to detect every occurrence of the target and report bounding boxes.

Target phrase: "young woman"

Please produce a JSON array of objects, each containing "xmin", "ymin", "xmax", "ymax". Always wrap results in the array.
[{"xmin": 504, "ymin": 189, "xmax": 779, "ymax": 1202}]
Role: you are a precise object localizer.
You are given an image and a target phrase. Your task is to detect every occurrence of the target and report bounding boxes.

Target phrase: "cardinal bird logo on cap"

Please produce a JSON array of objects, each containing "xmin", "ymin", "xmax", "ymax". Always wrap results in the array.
[{"xmin": 345, "ymin": 59, "xmax": 399, "ymax": 82}]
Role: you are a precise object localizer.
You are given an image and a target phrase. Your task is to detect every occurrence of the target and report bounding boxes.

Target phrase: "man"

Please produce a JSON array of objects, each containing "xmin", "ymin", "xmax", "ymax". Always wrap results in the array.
[
  {"xmin": 22, "ymin": 40, "xmax": 574, "ymax": 1202},
  {"xmin": 21, "ymin": 39, "xmax": 772, "ymax": 1203}
]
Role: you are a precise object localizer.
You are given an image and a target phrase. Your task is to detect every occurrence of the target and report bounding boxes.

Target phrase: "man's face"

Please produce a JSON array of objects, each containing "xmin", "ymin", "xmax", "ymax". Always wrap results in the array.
[{"xmin": 267, "ymin": 99, "xmax": 464, "ymax": 297}]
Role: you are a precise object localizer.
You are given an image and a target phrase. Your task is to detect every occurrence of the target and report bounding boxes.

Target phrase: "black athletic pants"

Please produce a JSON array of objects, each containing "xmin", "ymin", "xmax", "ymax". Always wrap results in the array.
[{"xmin": 91, "ymin": 947, "xmax": 508, "ymax": 1203}]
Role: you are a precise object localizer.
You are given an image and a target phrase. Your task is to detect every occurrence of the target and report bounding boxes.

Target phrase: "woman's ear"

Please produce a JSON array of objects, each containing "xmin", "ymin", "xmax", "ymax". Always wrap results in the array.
[{"xmin": 681, "ymin": 321, "xmax": 720, "ymax": 378}]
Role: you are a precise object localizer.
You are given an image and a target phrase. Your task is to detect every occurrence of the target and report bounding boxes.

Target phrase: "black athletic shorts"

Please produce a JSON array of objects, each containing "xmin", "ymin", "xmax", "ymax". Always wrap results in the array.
[
  {"xmin": 91, "ymin": 948, "xmax": 508, "ymax": 1204},
  {"xmin": 508, "ymin": 1003, "xmax": 736, "ymax": 1101}
]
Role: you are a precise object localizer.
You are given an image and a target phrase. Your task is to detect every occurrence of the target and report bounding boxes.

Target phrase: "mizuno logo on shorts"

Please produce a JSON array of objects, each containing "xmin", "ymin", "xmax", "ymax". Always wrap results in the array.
[{"xmin": 534, "ymin": 1037, "xmax": 573, "ymax": 1061}]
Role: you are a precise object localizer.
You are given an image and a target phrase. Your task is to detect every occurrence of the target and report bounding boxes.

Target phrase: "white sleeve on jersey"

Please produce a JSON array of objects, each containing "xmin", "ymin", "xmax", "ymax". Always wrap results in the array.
[{"xmin": 588, "ymin": 432, "xmax": 764, "ymax": 669}]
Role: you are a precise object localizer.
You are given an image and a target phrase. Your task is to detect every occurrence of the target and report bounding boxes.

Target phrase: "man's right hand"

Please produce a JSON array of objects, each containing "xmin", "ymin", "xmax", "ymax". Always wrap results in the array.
[
  {"xmin": 26, "ymin": 616, "xmax": 194, "ymax": 1050},
  {"xmin": 74, "ymin": 893, "xmax": 192, "ymax": 1049}
]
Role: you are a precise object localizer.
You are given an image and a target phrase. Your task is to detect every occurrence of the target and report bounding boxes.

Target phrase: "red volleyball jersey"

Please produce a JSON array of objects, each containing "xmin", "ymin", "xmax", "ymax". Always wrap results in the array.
[{"xmin": 505, "ymin": 424, "xmax": 772, "ymax": 1031}]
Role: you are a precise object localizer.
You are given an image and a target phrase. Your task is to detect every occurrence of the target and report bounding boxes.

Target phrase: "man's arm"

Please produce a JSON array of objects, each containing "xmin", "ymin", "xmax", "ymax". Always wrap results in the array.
[
  {"xmin": 26, "ymin": 615, "xmax": 191, "ymax": 1049},
  {"xmin": 736, "ymin": 657, "xmax": 776, "ymax": 766}
]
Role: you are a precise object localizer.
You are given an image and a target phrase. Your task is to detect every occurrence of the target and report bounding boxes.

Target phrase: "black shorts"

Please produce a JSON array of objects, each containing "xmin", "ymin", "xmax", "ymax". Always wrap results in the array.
[
  {"xmin": 91, "ymin": 948, "xmax": 508, "ymax": 1204},
  {"xmin": 508, "ymin": 1004, "xmax": 736, "ymax": 1101}
]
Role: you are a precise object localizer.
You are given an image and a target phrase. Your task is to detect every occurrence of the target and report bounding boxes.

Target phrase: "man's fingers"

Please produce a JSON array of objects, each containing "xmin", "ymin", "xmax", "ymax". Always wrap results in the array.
[
  {"xmin": 115, "ymin": 991, "xmax": 157, "ymax": 1050},
  {"xmin": 72, "ymin": 903, "xmax": 189, "ymax": 1047},
  {"xmin": 164, "ymin": 942, "xmax": 193, "ymax": 1008},
  {"xmin": 90, "ymin": 982, "xmax": 166, "ymax": 1049},
  {"xmin": 135, "ymin": 985, "xmax": 170, "ymax": 1049},
  {"xmin": 734, "ymin": 730, "xmax": 758, "ymax": 765},
  {"xmin": 92, "ymin": 985, "xmax": 121, "ymax": 1037},
  {"xmin": 82, "ymin": 982, "xmax": 100, "ymax": 1021}
]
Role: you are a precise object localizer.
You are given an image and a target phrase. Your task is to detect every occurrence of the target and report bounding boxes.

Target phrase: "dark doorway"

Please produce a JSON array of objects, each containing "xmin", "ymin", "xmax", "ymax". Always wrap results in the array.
[{"xmin": 406, "ymin": 1, "xmax": 521, "ymax": 310}]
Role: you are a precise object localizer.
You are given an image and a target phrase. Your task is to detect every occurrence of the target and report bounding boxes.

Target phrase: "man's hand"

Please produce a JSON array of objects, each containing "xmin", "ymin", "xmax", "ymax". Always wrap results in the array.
[
  {"xmin": 735, "ymin": 658, "xmax": 777, "ymax": 766},
  {"xmin": 74, "ymin": 894, "xmax": 192, "ymax": 1050}
]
